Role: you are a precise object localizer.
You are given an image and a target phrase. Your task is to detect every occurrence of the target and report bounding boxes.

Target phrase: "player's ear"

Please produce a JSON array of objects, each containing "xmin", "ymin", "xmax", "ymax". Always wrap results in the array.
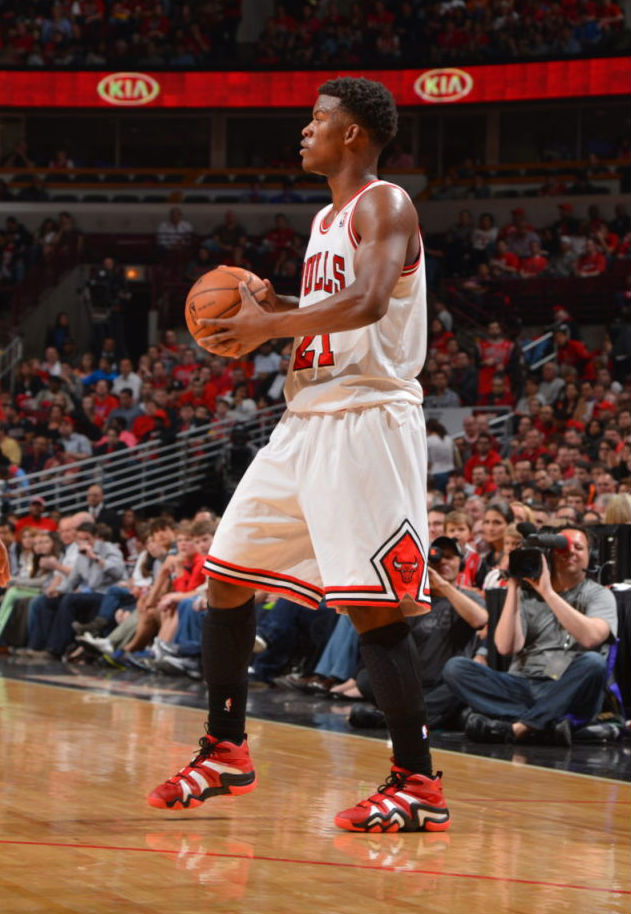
[{"xmin": 343, "ymin": 123, "xmax": 361, "ymax": 145}]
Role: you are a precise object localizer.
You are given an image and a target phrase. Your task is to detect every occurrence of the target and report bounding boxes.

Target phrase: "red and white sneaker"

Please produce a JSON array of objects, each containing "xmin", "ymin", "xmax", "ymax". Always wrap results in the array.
[
  {"xmin": 334, "ymin": 766, "xmax": 451, "ymax": 833},
  {"xmin": 147, "ymin": 734, "xmax": 257, "ymax": 810}
]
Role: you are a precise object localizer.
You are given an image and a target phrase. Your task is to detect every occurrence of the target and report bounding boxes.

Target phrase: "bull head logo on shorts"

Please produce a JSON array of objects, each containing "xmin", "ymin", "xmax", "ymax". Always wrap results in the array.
[
  {"xmin": 392, "ymin": 550, "xmax": 419, "ymax": 584},
  {"xmin": 377, "ymin": 528, "xmax": 426, "ymax": 602}
]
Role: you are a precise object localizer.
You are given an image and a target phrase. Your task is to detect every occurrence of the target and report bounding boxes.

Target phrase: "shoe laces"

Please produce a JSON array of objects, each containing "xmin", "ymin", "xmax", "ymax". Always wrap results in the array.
[{"xmin": 355, "ymin": 770, "xmax": 408, "ymax": 809}]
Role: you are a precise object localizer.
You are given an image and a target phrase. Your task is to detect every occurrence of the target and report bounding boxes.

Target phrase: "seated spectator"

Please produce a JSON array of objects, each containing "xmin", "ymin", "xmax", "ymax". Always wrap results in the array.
[
  {"xmin": 519, "ymin": 240, "xmax": 549, "ymax": 277},
  {"xmin": 480, "ymin": 372, "xmax": 515, "ymax": 408},
  {"xmin": 554, "ymin": 324, "xmax": 593, "ymax": 377},
  {"xmin": 428, "ymin": 317, "xmax": 455, "ymax": 356},
  {"xmin": 111, "ymin": 358, "xmax": 142, "ymax": 403},
  {"xmin": 443, "ymin": 526, "xmax": 618, "ymax": 745},
  {"xmin": 14, "ymin": 496, "xmax": 58, "ymax": 540},
  {"xmin": 424, "ymin": 369, "xmax": 461, "ymax": 408},
  {"xmin": 464, "ymin": 431, "xmax": 502, "ymax": 483},
  {"xmin": 489, "ymin": 239, "xmax": 520, "ymax": 277},
  {"xmin": 475, "ymin": 501, "xmax": 514, "ymax": 589},
  {"xmin": 575, "ymin": 238, "xmax": 607, "ymax": 276},
  {"xmin": 0, "ymin": 530, "xmax": 61, "ymax": 646},
  {"xmin": 25, "ymin": 520, "xmax": 125, "ymax": 659}
]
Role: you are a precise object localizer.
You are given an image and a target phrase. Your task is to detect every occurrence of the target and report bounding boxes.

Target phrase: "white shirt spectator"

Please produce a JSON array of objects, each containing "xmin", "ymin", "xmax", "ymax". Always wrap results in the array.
[
  {"xmin": 157, "ymin": 208, "xmax": 194, "ymax": 249},
  {"xmin": 112, "ymin": 370, "xmax": 142, "ymax": 402},
  {"xmin": 253, "ymin": 350, "xmax": 281, "ymax": 377},
  {"xmin": 427, "ymin": 432, "xmax": 456, "ymax": 475}
]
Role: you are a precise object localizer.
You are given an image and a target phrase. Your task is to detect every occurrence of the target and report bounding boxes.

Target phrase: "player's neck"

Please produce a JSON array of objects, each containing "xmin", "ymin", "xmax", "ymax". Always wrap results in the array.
[{"xmin": 327, "ymin": 168, "xmax": 378, "ymax": 215}]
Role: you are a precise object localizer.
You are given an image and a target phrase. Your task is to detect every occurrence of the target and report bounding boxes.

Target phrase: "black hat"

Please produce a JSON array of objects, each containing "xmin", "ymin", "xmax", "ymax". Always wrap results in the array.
[{"xmin": 430, "ymin": 536, "xmax": 464, "ymax": 558}]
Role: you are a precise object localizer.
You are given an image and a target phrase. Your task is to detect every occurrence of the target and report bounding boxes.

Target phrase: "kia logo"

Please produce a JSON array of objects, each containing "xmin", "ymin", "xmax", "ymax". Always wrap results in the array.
[
  {"xmin": 414, "ymin": 68, "xmax": 473, "ymax": 103},
  {"xmin": 97, "ymin": 72, "xmax": 160, "ymax": 106}
]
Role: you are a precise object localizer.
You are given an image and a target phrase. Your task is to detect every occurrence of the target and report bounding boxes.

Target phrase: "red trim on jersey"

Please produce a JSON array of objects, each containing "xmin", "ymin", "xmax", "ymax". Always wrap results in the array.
[
  {"xmin": 347, "ymin": 183, "xmax": 422, "ymax": 273},
  {"xmin": 320, "ymin": 179, "xmax": 379, "ymax": 235},
  {"xmin": 318, "ymin": 205, "xmax": 334, "ymax": 235},
  {"xmin": 401, "ymin": 228, "xmax": 423, "ymax": 275}
]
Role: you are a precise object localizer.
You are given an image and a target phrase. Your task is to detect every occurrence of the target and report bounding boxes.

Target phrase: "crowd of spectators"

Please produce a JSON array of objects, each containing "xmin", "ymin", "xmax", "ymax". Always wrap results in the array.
[
  {"xmin": 0, "ymin": 1, "xmax": 242, "ymax": 68},
  {"xmin": 254, "ymin": 0, "xmax": 629, "ymax": 68},
  {"xmin": 0, "ymin": 0, "xmax": 627, "ymax": 70},
  {"xmin": 423, "ymin": 201, "xmax": 630, "ymax": 287}
]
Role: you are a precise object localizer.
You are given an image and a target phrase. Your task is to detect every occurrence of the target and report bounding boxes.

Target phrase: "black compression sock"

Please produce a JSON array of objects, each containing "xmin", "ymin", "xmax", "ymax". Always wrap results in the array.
[
  {"xmin": 360, "ymin": 621, "xmax": 433, "ymax": 776},
  {"xmin": 202, "ymin": 597, "xmax": 256, "ymax": 743}
]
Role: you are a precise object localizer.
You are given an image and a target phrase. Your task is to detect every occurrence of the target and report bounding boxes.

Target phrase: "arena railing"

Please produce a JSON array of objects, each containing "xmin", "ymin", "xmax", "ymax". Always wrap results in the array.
[
  {"xmin": 4, "ymin": 402, "xmax": 286, "ymax": 518},
  {"xmin": 0, "ymin": 336, "xmax": 23, "ymax": 390}
]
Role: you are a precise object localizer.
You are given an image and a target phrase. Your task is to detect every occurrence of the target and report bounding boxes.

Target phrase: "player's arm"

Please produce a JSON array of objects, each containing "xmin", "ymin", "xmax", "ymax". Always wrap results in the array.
[{"xmin": 201, "ymin": 185, "xmax": 417, "ymax": 356}]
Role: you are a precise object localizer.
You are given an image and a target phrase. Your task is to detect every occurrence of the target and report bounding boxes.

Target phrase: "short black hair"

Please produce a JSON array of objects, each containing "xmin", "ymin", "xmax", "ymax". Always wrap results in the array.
[{"xmin": 317, "ymin": 77, "xmax": 397, "ymax": 149}]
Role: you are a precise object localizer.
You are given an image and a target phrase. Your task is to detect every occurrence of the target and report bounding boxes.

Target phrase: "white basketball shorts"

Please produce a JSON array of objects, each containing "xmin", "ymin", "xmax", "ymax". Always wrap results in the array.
[{"xmin": 203, "ymin": 402, "xmax": 431, "ymax": 614}]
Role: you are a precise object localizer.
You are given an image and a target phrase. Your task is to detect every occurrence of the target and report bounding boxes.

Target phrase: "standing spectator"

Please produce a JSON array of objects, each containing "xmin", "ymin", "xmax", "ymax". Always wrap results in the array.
[
  {"xmin": 426, "ymin": 419, "xmax": 456, "ymax": 494},
  {"xmin": 157, "ymin": 207, "xmax": 194, "ymax": 250},
  {"xmin": 476, "ymin": 321, "xmax": 514, "ymax": 401},
  {"xmin": 84, "ymin": 483, "xmax": 120, "ymax": 535}
]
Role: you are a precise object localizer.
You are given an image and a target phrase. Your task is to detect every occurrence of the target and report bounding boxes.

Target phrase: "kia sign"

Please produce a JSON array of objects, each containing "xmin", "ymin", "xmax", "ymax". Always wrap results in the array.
[
  {"xmin": 96, "ymin": 72, "xmax": 160, "ymax": 106},
  {"xmin": 1, "ymin": 58, "xmax": 628, "ymax": 108},
  {"xmin": 414, "ymin": 68, "xmax": 473, "ymax": 103}
]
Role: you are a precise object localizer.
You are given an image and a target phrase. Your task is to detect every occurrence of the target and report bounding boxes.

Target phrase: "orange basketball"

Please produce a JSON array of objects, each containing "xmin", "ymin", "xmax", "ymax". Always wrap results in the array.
[{"xmin": 185, "ymin": 265, "xmax": 266, "ymax": 350}]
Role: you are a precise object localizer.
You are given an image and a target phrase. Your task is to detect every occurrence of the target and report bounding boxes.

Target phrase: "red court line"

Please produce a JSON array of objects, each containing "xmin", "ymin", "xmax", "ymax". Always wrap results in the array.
[
  {"xmin": 0, "ymin": 838, "xmax": 628, "ymax": 895},
  {"xmin": 457, "ymin": 798, "xmax": 630, "ymax": 804}
]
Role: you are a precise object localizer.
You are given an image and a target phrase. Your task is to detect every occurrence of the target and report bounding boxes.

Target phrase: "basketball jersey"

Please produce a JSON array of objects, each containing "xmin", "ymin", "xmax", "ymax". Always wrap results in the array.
[{"xmin": 284, "ymin": 179, "xmax": 427, "ymax": 414}]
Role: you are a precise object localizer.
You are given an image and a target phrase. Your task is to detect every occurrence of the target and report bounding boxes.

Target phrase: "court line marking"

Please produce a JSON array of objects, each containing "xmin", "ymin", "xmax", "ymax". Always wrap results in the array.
[
  {"xmin": 0, "ymin": 838, "xmax": 628, "ymax": 895},
  {"xmin": 3, "ymin": 673, "xmax": 630, "ymax": 786}
]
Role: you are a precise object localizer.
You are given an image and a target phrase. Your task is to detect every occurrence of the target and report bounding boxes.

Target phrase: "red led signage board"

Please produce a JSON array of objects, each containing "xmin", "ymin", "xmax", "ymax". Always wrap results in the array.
[{"xmin": 0, "ymin": 58, "xmax": 627, "ymax": 108}]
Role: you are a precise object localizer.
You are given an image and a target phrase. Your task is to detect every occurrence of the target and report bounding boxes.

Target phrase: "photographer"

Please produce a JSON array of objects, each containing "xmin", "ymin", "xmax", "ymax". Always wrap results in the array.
[
  {"xmin": 83, "ymin": 256, "xmax": 131, "ymax": 358},
  {"xmin": 350, "ymin": 537, "xmax": 488, "ymax": 730},
  {"xmin": 442, "ymin": 525, "xmax": 618, "ymax": 745}
]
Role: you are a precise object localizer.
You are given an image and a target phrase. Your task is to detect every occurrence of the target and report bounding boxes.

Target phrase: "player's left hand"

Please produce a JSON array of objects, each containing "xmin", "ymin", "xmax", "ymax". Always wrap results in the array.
[{"xmin": 199, "ymin": 282, "xmax": 275, "ymax": 358}]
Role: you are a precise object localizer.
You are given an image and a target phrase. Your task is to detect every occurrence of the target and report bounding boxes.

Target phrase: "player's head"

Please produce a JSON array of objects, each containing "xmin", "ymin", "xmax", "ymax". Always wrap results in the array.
[
  {"xmin": 317, "ymin": 77, "xmax": 397, "ymax": 150},
  {"xmin": 302, "ymin": 78, "xmax": 397, "ymax": 173}
]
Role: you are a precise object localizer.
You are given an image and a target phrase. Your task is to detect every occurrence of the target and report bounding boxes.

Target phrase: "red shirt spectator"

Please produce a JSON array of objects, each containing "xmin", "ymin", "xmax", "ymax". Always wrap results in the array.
[
  {"xmin": 477, "ymin": 320, "xmax": 514, "ymax": 397},
  {"xmin": 520, "ymin": 241, "xmax": 549, "ymax": 277},
  {"xmin": 575, "ymin": 240, "xmax": 607, "ymax": 277},
  {"xmin": 14, "ymin": 497, "xmax": 58, "ymax": 540},
  {"xmin": 463, "ymin": 433, "xmax": 502, "ymax": 482},
  {"xmin": 553, "ymin": 326, "xmax": 593, "ymax": 376}
]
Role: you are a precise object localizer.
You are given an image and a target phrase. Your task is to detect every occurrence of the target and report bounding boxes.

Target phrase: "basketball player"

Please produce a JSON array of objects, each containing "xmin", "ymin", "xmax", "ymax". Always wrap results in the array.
[{"xmin": 148, "ymin": 78, "xmax": 451, "ymax": 833}]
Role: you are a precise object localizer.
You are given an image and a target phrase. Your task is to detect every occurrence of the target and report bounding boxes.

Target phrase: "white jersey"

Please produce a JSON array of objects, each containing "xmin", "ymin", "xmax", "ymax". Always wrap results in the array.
[{"xmin": 284, "ymin": 179, "xmax": 427, "ymax": 414}]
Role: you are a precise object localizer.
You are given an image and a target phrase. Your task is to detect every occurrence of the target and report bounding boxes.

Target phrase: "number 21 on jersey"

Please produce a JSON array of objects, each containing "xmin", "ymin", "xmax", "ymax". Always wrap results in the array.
[{"xmin": 292, "ymin": 334, "xmax": 336, "ymax": 371}]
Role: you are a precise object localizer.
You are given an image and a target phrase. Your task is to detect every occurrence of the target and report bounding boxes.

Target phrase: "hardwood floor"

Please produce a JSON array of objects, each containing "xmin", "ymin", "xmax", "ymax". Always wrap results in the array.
[{"xmin": 1, "ymin": 678, "xmax": 629, "ymax": 914}]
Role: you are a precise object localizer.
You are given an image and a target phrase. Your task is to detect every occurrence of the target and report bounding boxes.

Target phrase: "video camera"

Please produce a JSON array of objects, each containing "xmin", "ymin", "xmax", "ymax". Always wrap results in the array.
[{"xmin": 508, "ymin": 527, "xmax": 571, "ymax": 582}]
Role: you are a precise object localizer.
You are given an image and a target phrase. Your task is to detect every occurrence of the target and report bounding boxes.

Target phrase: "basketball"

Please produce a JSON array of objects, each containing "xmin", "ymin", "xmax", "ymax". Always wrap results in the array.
[{"xmin": 185, "ymin": 265, "xmax": 266, "ymax": 350}]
